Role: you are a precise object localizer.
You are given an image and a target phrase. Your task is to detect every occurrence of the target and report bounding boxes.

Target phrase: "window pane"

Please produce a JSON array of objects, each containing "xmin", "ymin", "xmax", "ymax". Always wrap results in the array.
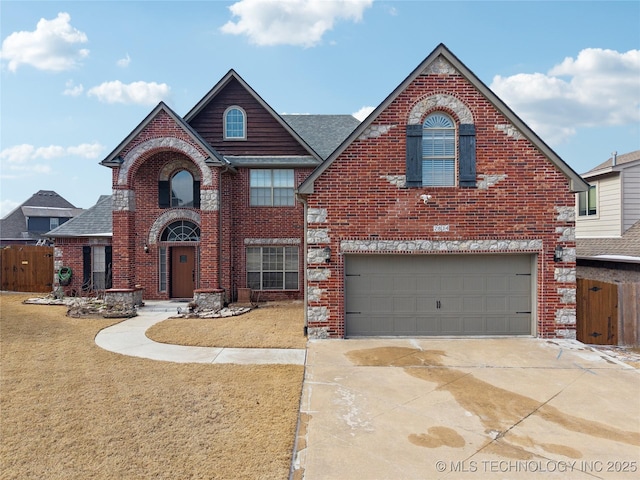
[
  {"xmin": 247, "ymin": 248, "xmax": 261, "ymax": 271},
  {"xmin": 171, "ymin": 170, "xmax": 194, "ymax": 207},
  {"xmin": 263, "ymin": 272, "xmax": 283, "ymax": 289},
  {"xmin": 225, "ymin": 108, "xmax": 245, "ymax": 138},
  {"xmin": 422, "ymin": 113, "xmax": 455, "ymax": 187},
  {"xmin": 159, "ymin": 247, "xmax": 167, "ymax": 291},
  {"xmin": 250, "ymin": 169, "xmax": 294, "ymax": 206},
  {"xmin": 247, "ymin": 272, "xmax": 261, "ymax": 290},
  {"xmin": 588, "ymin": 186, "xmax": 597, "ymax": 215},
  {"xmin": 285, "ymin": 272, "xmax": 298, "ymax": 290}
]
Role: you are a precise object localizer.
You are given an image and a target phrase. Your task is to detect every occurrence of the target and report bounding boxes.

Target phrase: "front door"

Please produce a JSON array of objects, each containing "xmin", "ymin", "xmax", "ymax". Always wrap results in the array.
[{"xmin": 171, "ymin": 246, "xmax": 195, "ymax": 298}]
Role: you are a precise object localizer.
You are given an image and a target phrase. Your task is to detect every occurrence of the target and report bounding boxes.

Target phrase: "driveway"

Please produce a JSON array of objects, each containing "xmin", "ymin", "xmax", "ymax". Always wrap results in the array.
[{"xmin": 293, "ymin": 338, "xmax": 640, "ymax": 479}]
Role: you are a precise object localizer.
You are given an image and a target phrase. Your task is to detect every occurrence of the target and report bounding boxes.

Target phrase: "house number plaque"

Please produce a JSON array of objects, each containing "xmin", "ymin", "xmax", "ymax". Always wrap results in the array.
[{"xmin": 433, "ymin": 225, "xmax": 450, "ymax": 232}]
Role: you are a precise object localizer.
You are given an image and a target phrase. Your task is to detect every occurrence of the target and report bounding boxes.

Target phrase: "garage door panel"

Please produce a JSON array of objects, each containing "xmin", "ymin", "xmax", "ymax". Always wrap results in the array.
[
  {"xmin": 462, "ymin": 296, "xmax": 484, "ymax": 313},
  {"xmin": 345, "ymin": 254, "xmax": 533, "ymax": 337},
  {"xmin": 416, "ymin": 316, "xmax": 441, "ymax": 334}
]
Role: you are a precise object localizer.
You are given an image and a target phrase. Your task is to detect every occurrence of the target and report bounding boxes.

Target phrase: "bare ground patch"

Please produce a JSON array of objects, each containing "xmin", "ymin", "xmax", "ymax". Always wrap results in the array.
[
  {"xmin": 0, "ymin": 293, "xmax": 304, "ymax": 480},
  {"xmin": 146, "ymin": 301, "xmax": 307, "ymax": 349}
]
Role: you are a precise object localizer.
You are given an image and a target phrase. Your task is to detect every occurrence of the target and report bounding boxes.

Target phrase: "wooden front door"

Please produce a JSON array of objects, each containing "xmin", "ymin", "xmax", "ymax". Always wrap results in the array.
[
  {"xmin": 171, "ymin": 246, "xmax": 195, "ymax": 298},
  {"xmin": 577, "ymin": 278, "xmax": 618, "ymax": 345}
]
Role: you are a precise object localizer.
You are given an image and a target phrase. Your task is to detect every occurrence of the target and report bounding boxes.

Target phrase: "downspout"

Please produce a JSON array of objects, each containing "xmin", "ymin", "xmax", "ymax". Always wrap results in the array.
[
  {"xmin": 296, "ymin": 192, "xmax": 309, "ymax": 337},
  {"xmin": 218, "ymin": 163, "xmax": 233, "ymax": 298}
]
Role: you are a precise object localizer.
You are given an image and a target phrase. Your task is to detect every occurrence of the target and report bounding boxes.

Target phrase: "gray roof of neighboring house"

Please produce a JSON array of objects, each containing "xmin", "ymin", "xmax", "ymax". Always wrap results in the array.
[
  {"xmin": 282, "ymin": 115, "xmax": 361, "ymax": 160},
  {"xmin": 577, "ymin": 220, "xmax": 640, "ymax": 261},
  {"xmin": 583, "ymin": 149, "xmax": 640, "ymax": 177},
  {"xmin": 0, "ymin": 190, "xmax": 78, "ymax": 241},
  {"xmin": 47, "ymin": 195, "xmax": 112, "ymax": 238}
]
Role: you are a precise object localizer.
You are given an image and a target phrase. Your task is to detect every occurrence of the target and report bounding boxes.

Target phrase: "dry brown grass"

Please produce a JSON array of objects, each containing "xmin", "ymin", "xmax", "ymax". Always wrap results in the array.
[
  {"xmin": 0, "ymin": 293, "xmax": 304, "ymax": 480},
  {"xmin": 147, "ymin": 301, "xmax": 307, "ymax": 349}
]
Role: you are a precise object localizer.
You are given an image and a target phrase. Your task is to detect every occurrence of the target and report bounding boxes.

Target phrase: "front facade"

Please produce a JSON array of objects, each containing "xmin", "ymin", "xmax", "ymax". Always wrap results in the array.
[
  {"xmin": 61, "ymin": 70, "xmax": 359, "ymax": 308},
  {"xmin": 51, "ymin": 44, "xmax": 587, "ymax": 339},
  {"xmin": 299, "ymin": 45, "xmax": 587, "ymax": 339}
]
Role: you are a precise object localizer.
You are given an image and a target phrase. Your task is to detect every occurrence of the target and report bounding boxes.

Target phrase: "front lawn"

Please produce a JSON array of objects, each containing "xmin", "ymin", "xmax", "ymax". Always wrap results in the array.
[{"xmin": 0, "ymin": 293, "xmax": 304, "ymax": 479}]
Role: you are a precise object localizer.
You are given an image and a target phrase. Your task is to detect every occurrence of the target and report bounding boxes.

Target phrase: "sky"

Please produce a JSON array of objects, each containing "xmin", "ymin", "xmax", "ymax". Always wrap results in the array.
[{"xmin": 1, "ymin": 0, "xmax": 639, "ymax": 217}]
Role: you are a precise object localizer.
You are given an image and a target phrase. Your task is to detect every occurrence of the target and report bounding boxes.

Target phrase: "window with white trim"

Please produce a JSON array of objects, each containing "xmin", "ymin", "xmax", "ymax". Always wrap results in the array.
[
  {"xmin": 247, "ymin": 246, "xmax": 298, "ymax": 290},
  {"xmin": 422, "ymin": 113, "xmax": 456, "ymax": 186},
  {"xmin": 224, "ymin": 106, "xmax": 246, "ymax": 139},
  {"xmin": 578, "ymin": 185, "xmax": 597, "ymax": 216},
  {"xmin": 250, "ymin": 169, "xmax": 295, "ymax": 206}
]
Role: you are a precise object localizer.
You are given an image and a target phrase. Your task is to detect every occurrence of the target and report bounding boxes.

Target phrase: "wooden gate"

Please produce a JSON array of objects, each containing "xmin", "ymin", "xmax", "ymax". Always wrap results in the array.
[
  {"xmin": 577, "ymin": 278, "xmax": 618, "ymax": 345},
  {"xmin": 0, "ymin": 246, "xmax": 54, "ymax": 293}
]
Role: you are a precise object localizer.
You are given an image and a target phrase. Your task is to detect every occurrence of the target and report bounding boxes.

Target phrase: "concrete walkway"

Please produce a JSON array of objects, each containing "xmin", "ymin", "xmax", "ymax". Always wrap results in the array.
[{"xmin": 94, "ymin": 300, "xmax": 306, "ymax": 365}]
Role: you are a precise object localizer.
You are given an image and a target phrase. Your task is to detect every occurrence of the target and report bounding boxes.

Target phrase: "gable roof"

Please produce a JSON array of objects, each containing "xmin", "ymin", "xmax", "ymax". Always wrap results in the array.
[
  {"xmin": 100, "ymin": 102, "xmax": 231, "ymax": 169},
  {"xmin": 582, "ymin": 149, "xmax": 640, "ymax": 178},
  {"xmin": 282, "ymin": 115, "xmax": 360, "ymax": 160},
  {"xmin": 184, "ymin": 69, "xmax": 323, "ymax": 162},
  {"xmin": 47, "ymin": 195, "xmax": 112, "ymax": 238},
  {"xmin": 1, "ymin": 190, "xmax": 79, "ymax": 241},
  {"xmin": 298, "ymin": 43, "xmax": 589, "ymax": 195}
]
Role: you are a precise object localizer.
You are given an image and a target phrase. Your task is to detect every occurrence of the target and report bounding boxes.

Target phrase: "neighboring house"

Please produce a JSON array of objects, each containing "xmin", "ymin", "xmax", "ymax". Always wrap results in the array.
[
  {"xmin": 0, "ymin": 190, "xmax": 83, "ymax": 246},
  {"xmin": 51, "ymin": 44, "xmax": 588, "ymax": 340},
  {"xmin": 575, "ymin": 150, "xmax": 640, "ymax": 346},
  {"xmin": 47, "ymin": 195, "xmax": 113, "ymax": 292},
  {"xmin": 576, "ymin": 149, "xmax": 640, "ymax": 239}
]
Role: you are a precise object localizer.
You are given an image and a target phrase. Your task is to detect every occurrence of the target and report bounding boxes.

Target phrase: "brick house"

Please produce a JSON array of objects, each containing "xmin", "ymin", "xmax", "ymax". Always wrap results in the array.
[
  {"xmin": 50, "ymin": 44, "xmax": 587, "ymax": 339},
  {"xmin": 298, "ymin": 44, "xmax": 587, "ymax": 339},
  {"xmin": 51, "ymin": 68, "xmax": 358, "ymax": 308}
]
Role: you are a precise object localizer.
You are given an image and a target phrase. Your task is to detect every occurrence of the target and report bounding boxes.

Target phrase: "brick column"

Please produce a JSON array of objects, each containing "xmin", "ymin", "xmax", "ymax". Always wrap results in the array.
[{"xmin": 111, "ymin": 210, "xmax": 136, "ymax": 289}]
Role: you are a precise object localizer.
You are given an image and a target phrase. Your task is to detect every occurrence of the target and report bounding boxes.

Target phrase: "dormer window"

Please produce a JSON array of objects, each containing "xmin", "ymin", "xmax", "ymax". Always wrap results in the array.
[{"xmin": 224, "ymin": 106, "xmax": 246, "ymax": 140}]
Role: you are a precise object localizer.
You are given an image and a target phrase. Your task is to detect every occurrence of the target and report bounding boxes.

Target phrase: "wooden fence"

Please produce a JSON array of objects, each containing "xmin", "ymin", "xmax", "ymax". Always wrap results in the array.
[
  {"xmin": 0, "ymin": 246, "xmax": 54, "ymax": 293},
  {"xmin": 577, "ymin": 278, "xmax": 640, "ymax": 346}
]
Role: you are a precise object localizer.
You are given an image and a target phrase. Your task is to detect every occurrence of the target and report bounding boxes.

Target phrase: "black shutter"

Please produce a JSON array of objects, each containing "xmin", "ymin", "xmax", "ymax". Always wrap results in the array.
[
  {"xmin": 459, "ymin": 124, "xmax": 477, "ymax": 188},
  {"xmin": 82, "ymin": 246, "xmax": 91, "ymax": 291},
  {"xmin": 159, "ymin": 181, "xmax": 170, "ymax": 208},
  {"xmin": 193, "ymin": 181, "xmax": 201, "ymax": 209},
  {"xmin": 105, "ymin": 246, "xmax": 113, "ymax": 289},
  {"xmin": 405, "ymin": 124, "xmax": 423, "ymax": 187}
]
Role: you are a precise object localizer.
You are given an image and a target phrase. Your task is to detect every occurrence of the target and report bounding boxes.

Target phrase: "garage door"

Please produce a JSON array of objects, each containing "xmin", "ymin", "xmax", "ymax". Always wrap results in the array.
[{"xmin": 345, "ymin": 254, "xmax": 532, "ymax": 337}]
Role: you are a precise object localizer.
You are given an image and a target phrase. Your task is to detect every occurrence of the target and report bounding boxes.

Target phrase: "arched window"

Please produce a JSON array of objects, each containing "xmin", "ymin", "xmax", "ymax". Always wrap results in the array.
[
  {"xmin": 160, "ymin": 220, "xmax": 200, "ymax": 242},
  {"xmin": 171, "ymin": 170, "xmax": 194, "ymax": 207},
  {"xmin": 159, "ymin": 169, "xmax": 200, "ymax": 209},
  {"xmin": 224, "ymin": 106, "xmax": 246, "ymax": 140},
  {"xmin": 422, "ymin": 113, "xmax": 456, "ymax": 186}
]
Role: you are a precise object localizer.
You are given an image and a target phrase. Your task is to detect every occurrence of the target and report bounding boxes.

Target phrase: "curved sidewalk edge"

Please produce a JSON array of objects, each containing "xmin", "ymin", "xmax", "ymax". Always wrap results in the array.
[{"xmin": 94, "ymin": 301, "xmax": 306, "ymax": 365}]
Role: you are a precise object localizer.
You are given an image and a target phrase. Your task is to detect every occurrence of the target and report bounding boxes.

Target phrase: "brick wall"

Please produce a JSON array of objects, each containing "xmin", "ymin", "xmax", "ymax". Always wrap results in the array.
[{"xmin": 304, "ymin": 70, "xmax": 577, "ymax": 338}]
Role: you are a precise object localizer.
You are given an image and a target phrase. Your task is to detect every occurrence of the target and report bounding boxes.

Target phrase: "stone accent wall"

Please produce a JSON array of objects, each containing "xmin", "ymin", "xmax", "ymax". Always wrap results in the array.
[
  {"xmin": 118, "ymin": 135, "xmax": 213, "ymax": 187},
  {"xmin": 477, "ymin": 174, "xmax": 507, "ymax": 190},
  {"xmin": 113, "ymin": 189, "xmax": 136, "ymax": 212},
  {"xmin": 340, "ymin": 238, "xmax": 543, "ymax": 253},
  {"xmin": 408, "ymin": 93, "xmax": 474, "ymax": 125},
  {"xmin": 495, "ymin": 124, "xmax": 524, "ymax": 140}
]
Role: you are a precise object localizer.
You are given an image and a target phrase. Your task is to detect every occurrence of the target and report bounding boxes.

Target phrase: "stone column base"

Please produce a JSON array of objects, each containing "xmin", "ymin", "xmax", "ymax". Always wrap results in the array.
[
  {"xmin": 193, "ymin": 288, "xmax": 225, "ymax": 312},
  {"xmin": 104, "ymin": 287, "xmax": 144, "ymax": 308}
]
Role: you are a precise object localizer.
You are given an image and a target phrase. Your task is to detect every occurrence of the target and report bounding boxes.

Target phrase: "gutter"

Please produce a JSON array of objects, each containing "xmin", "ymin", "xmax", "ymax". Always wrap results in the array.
[{"xmin": 296, "ymin": 192, "xmax": 309, "ymax": 336}]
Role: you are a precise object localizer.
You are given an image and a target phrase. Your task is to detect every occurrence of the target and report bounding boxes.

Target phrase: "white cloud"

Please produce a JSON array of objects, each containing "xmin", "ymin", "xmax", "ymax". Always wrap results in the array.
[
  {"xmin": 0, "ymin": 199, "xmax": 21, "ymax": 218},
  {"xmin": 0, "ymin": 12, "xmax": 89, "ymax": 72},
  {"xmin": 63, "ymin": 80, "xmax": 84, "ymax": 96},
  {"xmin": 353, "ymin": 106, "xmax": 374, "ymax": 121},
  {"xmin": 117, "ymin": 53, "xmax": 131, "ymax": 68},
  {"xmin": 87, "ymin": 80, "xmax": 171, "ymax": 105},
  {"xmin": 491, "ymin": 48, "xmax": 640, "ymax": 145},
  {"xmin": 0, "ymin": 142, "xmax": 104, "ymax": 172},
  {"xmin": 221, "ymin": 0, "xmax": 373, "ymax": 47}
]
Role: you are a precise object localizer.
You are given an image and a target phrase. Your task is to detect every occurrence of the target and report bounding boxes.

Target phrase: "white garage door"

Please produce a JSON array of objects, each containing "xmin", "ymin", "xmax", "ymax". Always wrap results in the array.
[{"xmin": 345, "ymin": 254, "xmax": 533, "ymax": 337}]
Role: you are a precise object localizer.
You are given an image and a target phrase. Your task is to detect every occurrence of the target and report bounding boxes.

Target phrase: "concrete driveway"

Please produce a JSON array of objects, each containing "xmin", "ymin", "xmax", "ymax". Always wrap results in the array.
[{"xmin": 293, "ymin": 338, "xmax": 640, "ymax": 480}]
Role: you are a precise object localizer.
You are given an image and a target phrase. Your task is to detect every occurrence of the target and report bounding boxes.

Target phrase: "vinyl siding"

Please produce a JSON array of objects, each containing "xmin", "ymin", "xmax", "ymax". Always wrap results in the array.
[
  {"xmin": 622, "ymin": 164, "xmax": 640, "ymax": 232},
  {"xmin": 576, "ymin": 176, "xmax": 622, "ymax": 238}
]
